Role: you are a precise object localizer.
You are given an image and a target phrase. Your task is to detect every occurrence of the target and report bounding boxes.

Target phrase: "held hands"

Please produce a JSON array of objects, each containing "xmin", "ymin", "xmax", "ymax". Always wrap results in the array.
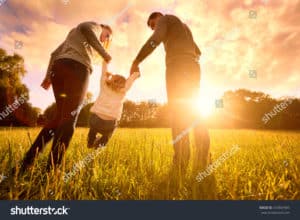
[
  {"xmin": 41, "ymin": 77, "xmax": 51, "ymax": 90},
  {"xmin": 135, "ymin": 71, "xmax": 141, "ymax": 78},
  {"xmin": 104, "ymin": 54, "xmax": 112, "ymax": 63},
  {"xmin": 130, "ymin": 61, "xmax": 140, "ymax": 75},
  {"xmin": 105, "ymin": 71, "xmax": 112, "ymax": 79}
]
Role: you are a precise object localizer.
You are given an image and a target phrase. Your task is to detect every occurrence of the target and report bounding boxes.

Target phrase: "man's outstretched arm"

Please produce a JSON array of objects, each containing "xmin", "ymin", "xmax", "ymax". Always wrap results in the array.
[{"xmin": 130, "ymin": 16, "xmax": 167, "ymax": 74}]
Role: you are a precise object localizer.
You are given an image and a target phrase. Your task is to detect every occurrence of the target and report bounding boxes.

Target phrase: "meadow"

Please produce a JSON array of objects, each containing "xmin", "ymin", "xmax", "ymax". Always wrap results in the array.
[{"xmin": 0, "ymin": 127, "xmax": 299, "ymax": 200}]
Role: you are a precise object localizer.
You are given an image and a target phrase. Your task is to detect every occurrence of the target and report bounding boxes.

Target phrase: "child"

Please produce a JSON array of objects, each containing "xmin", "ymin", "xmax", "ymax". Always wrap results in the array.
[{"xmin": 88, "ymin": 61, "xmax": 140, "ymax": 148}]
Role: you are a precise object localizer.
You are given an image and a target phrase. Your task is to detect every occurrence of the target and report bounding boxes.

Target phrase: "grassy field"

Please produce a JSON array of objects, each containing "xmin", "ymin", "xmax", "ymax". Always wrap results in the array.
[{"xmin": 0, "ymin": 127, "xmax": 299, "ymax": 200}]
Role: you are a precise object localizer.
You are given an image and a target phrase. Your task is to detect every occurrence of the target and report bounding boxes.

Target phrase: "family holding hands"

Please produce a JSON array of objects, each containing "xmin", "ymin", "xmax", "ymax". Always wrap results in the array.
[{"xmin": 19, "ymin": 12, "xmax": 211, "ymax": 176}]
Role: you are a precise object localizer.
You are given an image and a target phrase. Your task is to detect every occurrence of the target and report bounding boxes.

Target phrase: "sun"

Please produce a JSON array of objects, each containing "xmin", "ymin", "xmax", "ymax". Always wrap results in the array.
[{"xmin": 196, "ymin": 97, "xmax": 214, "ymax": 117}]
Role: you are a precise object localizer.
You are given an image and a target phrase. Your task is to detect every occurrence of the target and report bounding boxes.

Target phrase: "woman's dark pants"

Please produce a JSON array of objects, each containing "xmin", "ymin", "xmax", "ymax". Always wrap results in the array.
[{"xmin": 20, "ymin": 58, "xmax": 89, "ymax": 172}]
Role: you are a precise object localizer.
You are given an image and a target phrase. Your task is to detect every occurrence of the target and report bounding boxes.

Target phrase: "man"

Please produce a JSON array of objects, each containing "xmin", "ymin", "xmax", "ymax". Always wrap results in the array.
[
  {"xmin": 18, "ymin": 22, "xmax": 112, "ymax": 173},
  {"xmin": 130, "ymin": 12, "xmax": 210, "ymax": 173}
]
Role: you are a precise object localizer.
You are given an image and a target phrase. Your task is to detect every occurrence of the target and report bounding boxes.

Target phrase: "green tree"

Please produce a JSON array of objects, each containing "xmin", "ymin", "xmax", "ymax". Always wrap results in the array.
[{"xmin": 0, "ymin": 48, "xmax": 39, "ymax": 126}]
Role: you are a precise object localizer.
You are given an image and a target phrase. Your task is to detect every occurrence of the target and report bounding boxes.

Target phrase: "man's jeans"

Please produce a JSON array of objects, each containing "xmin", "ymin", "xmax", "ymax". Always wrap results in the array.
[{"xmin": 166, "ymin": 60, "xmax": 210, "ymax": 172}]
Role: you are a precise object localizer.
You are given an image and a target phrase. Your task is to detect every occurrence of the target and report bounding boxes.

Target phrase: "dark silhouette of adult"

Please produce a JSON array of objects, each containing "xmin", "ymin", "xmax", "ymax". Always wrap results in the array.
[
  {"xmin": 19, "ymin": 22, "xmax": 112, "ymax": 172},
  {"xmin": 130, "ymin": 12, "xmax": 210, "ymax": 173}
]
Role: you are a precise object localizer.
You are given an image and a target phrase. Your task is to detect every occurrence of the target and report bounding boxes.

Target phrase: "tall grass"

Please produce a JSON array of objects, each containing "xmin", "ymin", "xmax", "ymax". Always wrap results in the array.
[{"xmin": 0, "ymin": 128, "xmax": 299, "ymax": 200}]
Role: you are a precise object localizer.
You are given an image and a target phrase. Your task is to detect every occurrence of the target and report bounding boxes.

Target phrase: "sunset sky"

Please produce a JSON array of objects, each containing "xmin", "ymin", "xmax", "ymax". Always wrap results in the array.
[{"xmin": 0, "ymin": 0, "xmax": 299, "ymax": 111}]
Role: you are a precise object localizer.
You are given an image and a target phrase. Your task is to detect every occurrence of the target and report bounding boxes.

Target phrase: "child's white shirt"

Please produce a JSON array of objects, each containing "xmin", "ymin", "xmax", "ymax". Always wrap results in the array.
[{"xmin": 90, "ymin": 62, "xmax": 139, "ymax": 120}]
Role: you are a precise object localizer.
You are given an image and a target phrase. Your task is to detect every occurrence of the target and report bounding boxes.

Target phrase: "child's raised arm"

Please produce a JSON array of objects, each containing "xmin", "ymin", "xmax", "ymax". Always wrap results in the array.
[
  {"xmin": 102, "ymin": 60, "xmax": 108, "ymax": 75},
  {"xmin": 125, "ymin": 71, "xmax": 140, "ymax": 91},
  {"xmin": 100, "ymin": 61, "xmax": 109, "ymax": 85}
]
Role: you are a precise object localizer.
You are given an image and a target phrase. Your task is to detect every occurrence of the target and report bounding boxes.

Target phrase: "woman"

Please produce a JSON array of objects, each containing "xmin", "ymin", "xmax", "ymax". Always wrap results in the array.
[{"xmin": 19, "ymin": 21, "xmax": 113, "ymax": 172}]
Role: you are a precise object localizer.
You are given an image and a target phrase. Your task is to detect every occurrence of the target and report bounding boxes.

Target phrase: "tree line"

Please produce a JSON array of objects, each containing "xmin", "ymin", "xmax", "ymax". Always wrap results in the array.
[
  {"xmin": 40, "ymin": 91, "xmax": 300, "ymax": 129},
  {"xmin": 1, "ymin": 48, "xmax": 299, "ymax": 129}
]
